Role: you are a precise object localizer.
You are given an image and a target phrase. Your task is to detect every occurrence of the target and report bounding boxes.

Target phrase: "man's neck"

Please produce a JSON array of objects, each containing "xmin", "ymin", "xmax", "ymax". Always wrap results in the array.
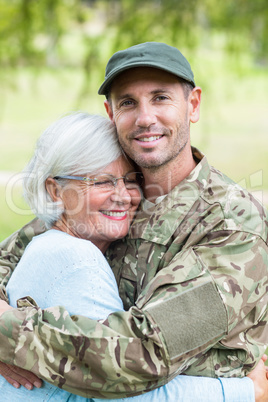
[{"xmin": 141, "ymin": 146, "xmax": 197, "ymax": 203}]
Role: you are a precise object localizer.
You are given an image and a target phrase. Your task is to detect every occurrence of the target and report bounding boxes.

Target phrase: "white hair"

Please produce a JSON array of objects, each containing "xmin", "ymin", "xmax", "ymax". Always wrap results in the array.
[{"xmin": 23, "ymin": 112, "xmax": 122, "ymax": 228}]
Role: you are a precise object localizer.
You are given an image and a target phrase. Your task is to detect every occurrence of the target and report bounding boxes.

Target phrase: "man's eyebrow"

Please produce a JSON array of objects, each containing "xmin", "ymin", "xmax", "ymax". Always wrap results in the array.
[
  {"xmin": 114, "ymin": 93, "xmax": 133, "ymax": 102},
  {"xmin": 150, "ymin": 88, "xmax": 172, "ymax": 95},
  {"xmin": 114, "ymin": 88, "xmax": 172, "ymax": 101}
]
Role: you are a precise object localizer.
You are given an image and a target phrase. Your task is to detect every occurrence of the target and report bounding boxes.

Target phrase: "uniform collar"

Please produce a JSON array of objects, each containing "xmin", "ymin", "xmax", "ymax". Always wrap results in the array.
[{"xmin": 129, "ymin": 147, "xmax": 210, "ymax": 244}]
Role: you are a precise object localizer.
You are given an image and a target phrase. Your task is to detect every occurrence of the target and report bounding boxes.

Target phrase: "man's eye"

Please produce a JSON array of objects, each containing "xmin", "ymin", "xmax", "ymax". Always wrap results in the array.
[
  {"xmin": 120, "ymin": 100, "xmax": 134, "ymax": 107},
  {"xmin": 155, "ymin": 95, "xmax": 168, "ymax": 101}
]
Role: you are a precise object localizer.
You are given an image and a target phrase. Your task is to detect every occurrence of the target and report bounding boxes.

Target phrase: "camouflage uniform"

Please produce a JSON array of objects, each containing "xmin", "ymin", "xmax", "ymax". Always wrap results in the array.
[{"xmin": 0, "ymin": 148, "xmax": 267, "ymax": 399}]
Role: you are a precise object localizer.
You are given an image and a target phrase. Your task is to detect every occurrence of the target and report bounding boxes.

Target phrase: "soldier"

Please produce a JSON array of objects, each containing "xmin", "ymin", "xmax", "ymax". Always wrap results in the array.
[{"xmin": 0, "ymin": 42, "xmax": 268, "ymax": 401}]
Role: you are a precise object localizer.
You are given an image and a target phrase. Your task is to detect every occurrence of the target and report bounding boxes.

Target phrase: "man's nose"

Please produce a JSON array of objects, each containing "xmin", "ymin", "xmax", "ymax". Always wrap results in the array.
[
  {"xmin": 110, "ymin": 179, "xmax": 132, "ymax": 204},
  {"xmin": 136, "ymin": 102, "xmax": 157, "ymax": 128}
]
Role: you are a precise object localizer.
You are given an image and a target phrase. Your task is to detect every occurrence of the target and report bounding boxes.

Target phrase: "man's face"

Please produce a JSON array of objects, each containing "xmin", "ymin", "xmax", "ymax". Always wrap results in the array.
[{"xmin": 105, "ymin": 67, "xmax": 199, "ymax": 170}]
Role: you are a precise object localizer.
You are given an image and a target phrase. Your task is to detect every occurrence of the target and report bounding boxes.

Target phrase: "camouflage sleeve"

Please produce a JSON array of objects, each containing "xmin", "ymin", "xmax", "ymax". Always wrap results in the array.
[
  {"xmin": 0, "ymin": 218, "xmax": 46, "ymax": 301},
  {"xmin": 0, "ymin": 231, "xmax": 266, "ymax": 398},
  {"xmin": 137, "ymin": 232, "xmax": 268, "ymax": 379}
]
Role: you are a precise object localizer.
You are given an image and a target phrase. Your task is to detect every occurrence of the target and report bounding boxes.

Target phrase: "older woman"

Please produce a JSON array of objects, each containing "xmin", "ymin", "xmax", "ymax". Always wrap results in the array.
[
  {"xmin": 0, "ymin": 112, "xmax": 255, "ymax": 401},
  {"xmin": 0, "ymin": 112, "xmax": 139, "ymax": 400}
]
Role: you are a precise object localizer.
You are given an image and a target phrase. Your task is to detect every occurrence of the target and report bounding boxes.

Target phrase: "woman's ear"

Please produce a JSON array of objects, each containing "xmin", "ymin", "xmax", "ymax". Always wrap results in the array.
[{"xmin": 45, "ymin": 178, "xmax": 62, "ymax": 202}]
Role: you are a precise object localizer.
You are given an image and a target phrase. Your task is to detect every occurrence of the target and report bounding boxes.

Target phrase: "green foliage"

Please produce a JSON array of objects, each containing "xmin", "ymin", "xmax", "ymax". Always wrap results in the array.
[
  {"xmin": 204, "ymin": 0, "xmax": 268, "ymax": 61},
  {"xmin": 102, "ymin": 0, "xmax": 200, "ymax": 52},
  {"xmin": 0, "ymin": 0, "xmax": 83, "ymax": 66},
  {"xmin": 95, "ymin": 0, "xmax": 268, "ymax": 63},
  {"xmin": 0, "ymin": 0, "xmax": 268, "ymax": 69},
  {"xmin": 0, "ymin": 0, "xmax": 267, "ymax": 103}
]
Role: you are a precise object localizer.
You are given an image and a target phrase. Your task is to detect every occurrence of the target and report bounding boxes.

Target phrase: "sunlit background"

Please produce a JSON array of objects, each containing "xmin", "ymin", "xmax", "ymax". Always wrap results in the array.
[{"xmin": 1, "ymin": 0, "xmax": 268, "ymax": 240}]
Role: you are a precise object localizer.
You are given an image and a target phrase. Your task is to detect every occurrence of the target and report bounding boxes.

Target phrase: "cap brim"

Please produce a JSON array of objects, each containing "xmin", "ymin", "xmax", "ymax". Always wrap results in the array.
[{"xmin": 98, "ymin": 62, "xmax": 195, "ymax": 95}]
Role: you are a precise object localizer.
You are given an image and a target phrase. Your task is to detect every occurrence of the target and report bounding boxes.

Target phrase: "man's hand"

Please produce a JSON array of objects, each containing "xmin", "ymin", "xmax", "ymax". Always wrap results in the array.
[
  {"xmin": 0, "ymin": 362, "xmax": 42, "ymax": 390},
  {"xmin": 248, "ymin": 355, "xmax": 268, "ymax": 402},
  {"xmin": 0, "ymin": 300, "xmax": 13, "ymax": 316}
]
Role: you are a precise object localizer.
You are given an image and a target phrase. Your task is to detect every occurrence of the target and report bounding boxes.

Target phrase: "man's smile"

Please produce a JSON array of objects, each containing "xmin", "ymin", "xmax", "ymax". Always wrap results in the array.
[{"xmin": 136, "ymin": 135, "xmax": 164, "ymax": 142}]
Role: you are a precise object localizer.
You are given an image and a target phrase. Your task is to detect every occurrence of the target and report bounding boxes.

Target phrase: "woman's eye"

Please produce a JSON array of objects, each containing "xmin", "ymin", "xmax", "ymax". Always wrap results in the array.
[
  {"xmin": 125, "ymin": 180, "xmax": 137, "ymax": 186},
  {"xmin": 95, "ymin": 180, "xmax": 112, "ymax": 186}
]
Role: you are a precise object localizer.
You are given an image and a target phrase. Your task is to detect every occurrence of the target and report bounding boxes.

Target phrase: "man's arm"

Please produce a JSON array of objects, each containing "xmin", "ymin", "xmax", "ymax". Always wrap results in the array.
[
  {"xmin": 0, "ymin": 230, "xmax": 21, "ymax": 297},
  {"xmin": 0, "ymin": 300, "xmax": 260, "ymax": 402},
  {"xmin": 0, "ymin": 358, "xmax": 258, "ymax": 402},
  {"xmin": 0, "ymin": 218, "xmax": 46, "ymax": 299},
  {"xmin": 0, "ymin": 234, "xmax": 267, "ymax": 398},
  {"xmin": 0, "ymin": 218, "xmax": 45, "ymax": 285},
  {"xmin": 0, "ymin": 300, "xmax": 263, "ymax": 401},
  {"xmin": 0, "ymin": 237, "xmax": 265, "ymax": 402},
  {"xmin": 0, "ymin": 221, "xmax": 267, "ymax": 398}
]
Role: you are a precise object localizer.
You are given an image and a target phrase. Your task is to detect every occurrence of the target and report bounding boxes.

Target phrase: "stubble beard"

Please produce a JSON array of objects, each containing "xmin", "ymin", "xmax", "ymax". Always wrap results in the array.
[{"xmin": 118, "ymin": 122, "xmax": 190, "ymax": 172}]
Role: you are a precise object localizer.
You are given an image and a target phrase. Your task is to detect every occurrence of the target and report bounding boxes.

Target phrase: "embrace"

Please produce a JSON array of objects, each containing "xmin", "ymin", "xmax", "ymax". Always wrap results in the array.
[{"xmin": 0, "ymin": 42, "xmax": 268, "ymax": 401}]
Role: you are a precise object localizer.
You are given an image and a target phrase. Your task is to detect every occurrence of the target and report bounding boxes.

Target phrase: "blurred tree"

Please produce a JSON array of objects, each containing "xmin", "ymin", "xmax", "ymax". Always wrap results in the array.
[
  {"xmin": 99, "ymin": 0, "xmax": 268, "ymax": 62},
  {"xmin": 0, "ymin": 0, "xmax": 267, "ymax": 93},
  {"xmin": 0, "ymin": 0, "xmax": 84, "ymax": 67},
  {"xmin": 204, "ymin": 0, "xmax": 268, "ymax": 64},
  {"xmin": 102, "ymin": 0, "xmax": 200, "ymax": 54},
  {"xmin": 1, "ymin": 0, "xmax": 267, "ymax": 68}
]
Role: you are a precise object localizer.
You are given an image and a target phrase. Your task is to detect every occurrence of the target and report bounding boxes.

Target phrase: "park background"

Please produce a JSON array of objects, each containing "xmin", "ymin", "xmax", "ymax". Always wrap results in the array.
[{"xmin": 0, "ymin": 0, "xmax": 268, "ymax": 241}]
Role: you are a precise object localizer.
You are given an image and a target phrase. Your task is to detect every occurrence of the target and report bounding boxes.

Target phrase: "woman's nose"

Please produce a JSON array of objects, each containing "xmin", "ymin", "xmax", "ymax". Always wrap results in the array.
[{"xmin": 110, "ymin": 179, "xmax": 132, "ymax": 204}]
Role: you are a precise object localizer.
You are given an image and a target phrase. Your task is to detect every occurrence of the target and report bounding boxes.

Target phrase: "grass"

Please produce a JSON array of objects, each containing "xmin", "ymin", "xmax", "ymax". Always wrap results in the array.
[{"xmin": 0, "ymin": 62, "xmax": 268, "ymax": 241}]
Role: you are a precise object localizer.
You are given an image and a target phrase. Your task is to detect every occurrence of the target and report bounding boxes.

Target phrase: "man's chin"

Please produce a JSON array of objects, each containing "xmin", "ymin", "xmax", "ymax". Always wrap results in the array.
[{"xmin": 133, "ymin": 156, "xmax": 166, "ymax": 170}]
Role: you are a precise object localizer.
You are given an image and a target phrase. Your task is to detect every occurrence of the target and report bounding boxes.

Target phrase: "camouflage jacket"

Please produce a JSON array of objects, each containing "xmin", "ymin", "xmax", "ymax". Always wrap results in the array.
[{"xmin": 0, "ymin": 149, "xmax": 267, "ymax": 399}]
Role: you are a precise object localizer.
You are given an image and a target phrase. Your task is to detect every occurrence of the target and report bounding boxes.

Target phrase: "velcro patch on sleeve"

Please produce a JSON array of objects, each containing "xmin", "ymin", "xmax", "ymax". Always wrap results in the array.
[{"xmin": 144, "ymin": 281, "xmax": 228, "ymax": 360}]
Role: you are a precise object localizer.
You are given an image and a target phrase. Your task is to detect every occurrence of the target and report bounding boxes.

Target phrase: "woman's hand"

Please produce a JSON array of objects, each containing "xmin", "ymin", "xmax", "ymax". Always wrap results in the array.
[
  {"xmin": 0, "ymin": 300, "xmax": 13, "ymax": 316},
  {"xmin": 247, "ymin": 355, "xmax": 268, "ymax": 402},
  {"xmin": 0, "ymin": 362, "xmax": 42, "ymax": 390}
]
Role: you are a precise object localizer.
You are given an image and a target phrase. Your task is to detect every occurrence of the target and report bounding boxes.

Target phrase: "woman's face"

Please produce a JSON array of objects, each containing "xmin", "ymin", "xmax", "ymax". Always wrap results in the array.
[{"xmin": 56, "ymin": 156, "xmax": 141, "ymax": 252}]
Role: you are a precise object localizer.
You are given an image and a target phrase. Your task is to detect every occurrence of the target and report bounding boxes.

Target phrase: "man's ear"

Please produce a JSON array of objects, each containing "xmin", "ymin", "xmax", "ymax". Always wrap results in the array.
[
  {"xmin": 189, "ymin": 87, "xmax": 202, "ymax": 124},
  {"xmin": 104, "ymin": 100, "xmax": 114, "ymax": 122},
  {"xmin": 45, "ymin": 178, "xmax": 62, "ymax": 202}
]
